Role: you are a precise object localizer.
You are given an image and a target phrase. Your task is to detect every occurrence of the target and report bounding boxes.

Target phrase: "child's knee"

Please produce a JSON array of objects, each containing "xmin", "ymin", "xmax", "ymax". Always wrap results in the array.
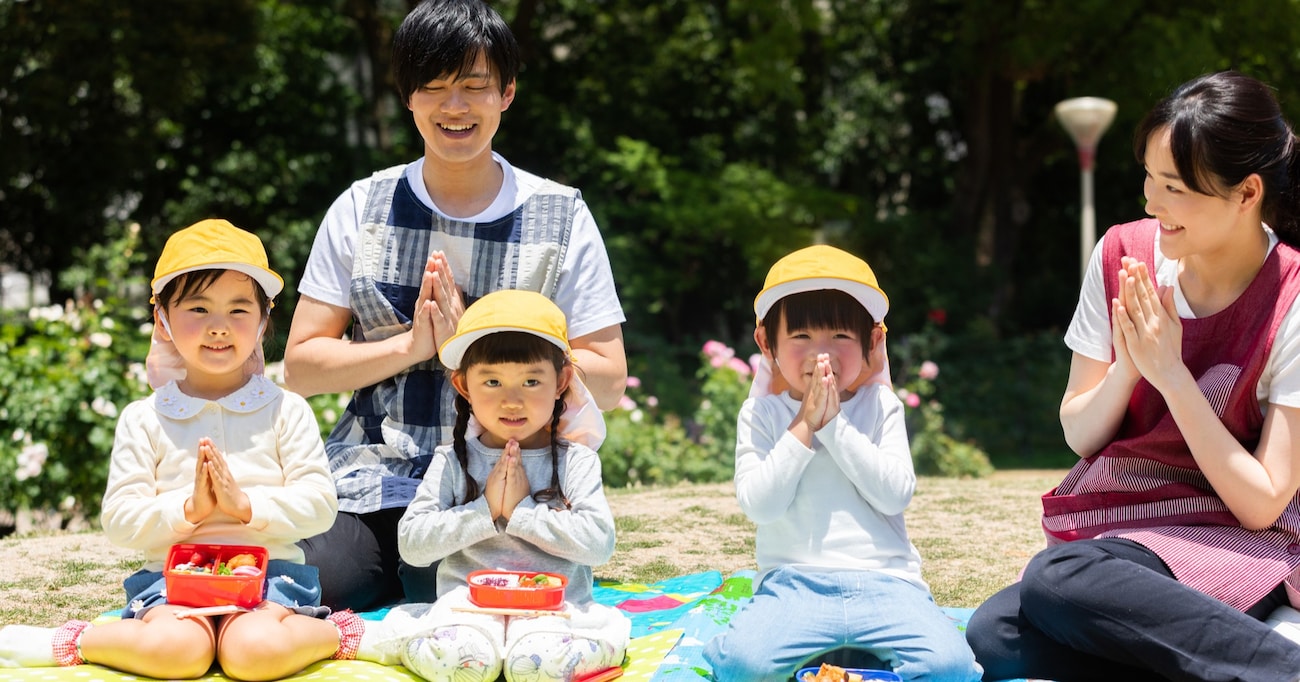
[
  {"xmin": 503, "ymin": 631, "xmax": 623, "ymax": 682},
  {"xmin": 402, "ymin": 625, "xmax": 500, "ymax": 682}
]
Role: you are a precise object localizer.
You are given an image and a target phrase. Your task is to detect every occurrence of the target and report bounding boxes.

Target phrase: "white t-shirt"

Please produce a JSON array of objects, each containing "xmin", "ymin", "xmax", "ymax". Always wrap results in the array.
[
  {"xmin": 298, "ymin": 153, "xmax": 626, "ymax": 339},
  {"xmin": 1064, "ymin": 227, "xmax": 1300, "ymax": 409}
]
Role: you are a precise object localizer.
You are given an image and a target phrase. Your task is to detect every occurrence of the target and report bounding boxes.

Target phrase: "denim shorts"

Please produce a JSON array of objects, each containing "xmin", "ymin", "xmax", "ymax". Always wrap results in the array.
[{"xmin": 121, "ymin": 559, "xmax": 325, "ymax": 619}]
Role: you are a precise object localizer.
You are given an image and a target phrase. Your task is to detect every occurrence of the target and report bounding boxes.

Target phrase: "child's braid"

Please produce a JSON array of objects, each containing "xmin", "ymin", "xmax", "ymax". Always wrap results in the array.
[
  {"xmin": 532, "ymin": 395, "xmax": 571, "ymax": 509},
  {"xmin": 452, "ymin": 392, "xmax": 479, "ymax": 505}
]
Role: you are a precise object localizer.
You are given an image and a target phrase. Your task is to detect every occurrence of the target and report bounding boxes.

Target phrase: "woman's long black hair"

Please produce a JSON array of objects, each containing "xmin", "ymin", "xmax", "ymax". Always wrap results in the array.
[{"xmin": 451, "ymin": 331, "xmax": 571, "ymax": 509}]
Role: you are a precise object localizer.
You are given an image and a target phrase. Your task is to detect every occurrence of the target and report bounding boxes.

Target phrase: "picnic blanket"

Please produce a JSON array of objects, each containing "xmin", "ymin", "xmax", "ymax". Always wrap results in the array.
[{"xmin": 1, "ymin": 571, "xmax": 1028, "ymax": 682}]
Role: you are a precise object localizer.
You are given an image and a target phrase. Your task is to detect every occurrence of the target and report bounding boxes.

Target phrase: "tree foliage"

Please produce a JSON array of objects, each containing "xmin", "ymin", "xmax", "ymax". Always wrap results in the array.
[{"xmin": 5, "ymin": 0, "xmax": 1300, "ymax": 402}]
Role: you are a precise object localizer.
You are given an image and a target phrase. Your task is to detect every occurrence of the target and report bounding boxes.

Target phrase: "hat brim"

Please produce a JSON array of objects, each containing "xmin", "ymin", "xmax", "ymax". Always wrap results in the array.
[
  {"xmin": 755, "ymin": 278, "xmax": 888, "ymax": 323},
  {"xmin": 439, "ymin": 325, "xmax": 571, "ymax": 370},
  {"xmin": 151, "ymin": 262, "xmax": 284, "ymax": 301}
]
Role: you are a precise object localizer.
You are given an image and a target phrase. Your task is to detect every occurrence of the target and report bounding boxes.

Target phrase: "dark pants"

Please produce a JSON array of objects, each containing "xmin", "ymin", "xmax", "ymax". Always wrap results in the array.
[
  {"xmin": 297, "ymin": 507, "xmax": 440, "ymax": 612},
  {"xmin": 967, "ymin": 538, "xmax": 1300, "ymax": 682}
]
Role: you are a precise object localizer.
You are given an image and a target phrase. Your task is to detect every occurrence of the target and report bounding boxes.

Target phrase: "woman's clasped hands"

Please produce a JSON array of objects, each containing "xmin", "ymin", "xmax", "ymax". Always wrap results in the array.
[{"xmin": 1110, "ymin": 255, "xmax": 1188, "ymax": 393}]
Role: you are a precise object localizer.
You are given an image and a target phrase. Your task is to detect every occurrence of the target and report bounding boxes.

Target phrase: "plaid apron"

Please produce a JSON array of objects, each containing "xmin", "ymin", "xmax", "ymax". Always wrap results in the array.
[{"xmin": 326, "ymin": 164, "xmax": 578, "ymax": 512}]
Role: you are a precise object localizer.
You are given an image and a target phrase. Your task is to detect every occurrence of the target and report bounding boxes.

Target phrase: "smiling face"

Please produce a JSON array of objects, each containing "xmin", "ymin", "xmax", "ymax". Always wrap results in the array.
[
  {"xmin": 761, "ymin": 309, "xmax": 865, "ymax": 402},
  {"xmin": 453, "ymin": 359, "xmax": 571, "ymax": 450},
  {"xmin": 1142, "ymin": 126, "xmax": 1254, "ymax": 262},
  {"xmin": 406, "ymin": 51, "xmax": 515, "ymax": 171},
  {"xmin": 158, "ymin": 270, "xmax": 266, "ymax": 399}
]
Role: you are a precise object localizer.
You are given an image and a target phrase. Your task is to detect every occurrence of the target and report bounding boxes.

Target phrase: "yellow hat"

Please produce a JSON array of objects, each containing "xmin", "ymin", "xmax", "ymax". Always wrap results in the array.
[
  {"xmin": 439, "ymin": 290, "xmax": 571, "ymax": 370},
  {"xmin": 754, "ymin": 245, "xmax": 888, "ymax": 323},
  {"xmin": 151, "ymin": 219, "xmax": 284, "ymax": 302}
]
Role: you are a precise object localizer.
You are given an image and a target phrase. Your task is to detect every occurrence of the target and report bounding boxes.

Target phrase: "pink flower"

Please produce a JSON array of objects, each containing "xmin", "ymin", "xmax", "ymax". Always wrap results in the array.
[
  {"xmin": 919, "ymin": 361, "xmax": 939, "ymax": 380},
  {"xmin": 646, "ymin": 396, "xmax": 659, "ymax": 407},
  {"xmin": 727, "ymin": 357, "xmax": 752, "ymax": 376},
  {"xmin": 618, "ymin": 395, "xmax": 637, "ymax": 411},
  {"xmin": 905, "ymin": 393, "xmax": 922, "ymax": 408},
  {"xmin": 702, "ymin": 339, "xmax": 730, "ymax": 359},
  {"xmin": 626, "ymin": 375, "xmax": 642, "ymax": 389}
]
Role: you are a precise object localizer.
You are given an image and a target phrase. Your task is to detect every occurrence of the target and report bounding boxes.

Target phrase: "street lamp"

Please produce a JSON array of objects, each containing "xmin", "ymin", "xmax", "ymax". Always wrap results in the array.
[{"xmin": 1055, "ymin": 97, "xmax": 1117, "ymax": 278}]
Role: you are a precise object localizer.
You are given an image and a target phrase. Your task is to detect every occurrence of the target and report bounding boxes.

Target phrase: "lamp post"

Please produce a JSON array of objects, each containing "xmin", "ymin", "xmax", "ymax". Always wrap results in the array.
[{"xmin": 1055, "ymin": 97, "xmax": 1117, "ymax": 278}]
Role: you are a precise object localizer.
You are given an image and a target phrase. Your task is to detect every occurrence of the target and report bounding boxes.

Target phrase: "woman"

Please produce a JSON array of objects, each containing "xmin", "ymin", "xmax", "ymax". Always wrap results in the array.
[{"xmin": 967, "ymin": 71, "xmax": 1300, "ymax": 681}]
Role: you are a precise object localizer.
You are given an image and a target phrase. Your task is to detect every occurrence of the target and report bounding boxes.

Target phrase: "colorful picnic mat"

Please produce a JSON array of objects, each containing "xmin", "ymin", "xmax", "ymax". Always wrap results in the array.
[{"xmin": 0, "ymin": 570, "xmax": 1030, "ymax": 682}]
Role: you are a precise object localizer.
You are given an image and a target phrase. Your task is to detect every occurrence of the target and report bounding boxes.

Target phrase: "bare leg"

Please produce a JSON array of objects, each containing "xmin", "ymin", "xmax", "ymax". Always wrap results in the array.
[
  {"xmin": 79, "ymin": 604, "xmax": 217, "ymax": 679},
  {"xmin": 217, "ymin": 603, "xmax": 341, "ymax": 681}
]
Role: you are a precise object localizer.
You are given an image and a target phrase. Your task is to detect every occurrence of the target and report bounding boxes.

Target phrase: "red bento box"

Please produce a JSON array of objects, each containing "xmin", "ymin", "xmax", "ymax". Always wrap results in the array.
[
  {"xmin": 467, "ymin": 570, "xmax": 567, "ymax": 610},
  {"xmin": 165, "ymin": 543, "xmax": 268, "ymax": 609}
]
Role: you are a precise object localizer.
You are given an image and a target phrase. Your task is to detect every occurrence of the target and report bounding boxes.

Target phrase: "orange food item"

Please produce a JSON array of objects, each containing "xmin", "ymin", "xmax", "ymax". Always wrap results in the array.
[
  {"xmin": 226, "ymin": 553, "xmax": 258, "ymax": 570},
  {"xmin": 801, "ymin": 663, "xmax": 865, "ymax": 682}
]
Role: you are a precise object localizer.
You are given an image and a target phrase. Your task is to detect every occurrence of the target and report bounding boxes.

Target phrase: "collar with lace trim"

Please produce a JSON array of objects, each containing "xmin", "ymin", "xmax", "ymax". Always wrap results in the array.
[{"xmin": 153, "ymin": 374, "xmax": 279, "ymax": 419}]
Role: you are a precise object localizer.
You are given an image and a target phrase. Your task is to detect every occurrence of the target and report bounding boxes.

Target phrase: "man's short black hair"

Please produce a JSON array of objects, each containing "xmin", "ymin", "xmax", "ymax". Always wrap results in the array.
[{"xmin": 392, "ymin": 0, "xmax": 520, "ymax": 104}]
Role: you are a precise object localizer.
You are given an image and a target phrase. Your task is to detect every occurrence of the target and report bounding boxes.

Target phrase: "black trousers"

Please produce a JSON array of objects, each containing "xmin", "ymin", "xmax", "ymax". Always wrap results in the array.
[
  {"xmin": 966, "ymin": 538, "xmax": 1300, "ymax": 682},
  {"xmin": 297, "ymin": 508, "xmax": 440, "ymax": 612}
]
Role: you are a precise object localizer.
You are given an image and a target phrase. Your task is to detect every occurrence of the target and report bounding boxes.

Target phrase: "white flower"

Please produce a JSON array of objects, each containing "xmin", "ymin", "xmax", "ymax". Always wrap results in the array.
[
  {"xmin": 102, "ymin": 317, "xmax": 116, "ymax": 329},
  {"xmin": 323, "ymin": 409, "xmax": 338, "ymax": 423},
  {"xmin": 17, "ymin": 442, "xmax": 47, "ymax": 468},
  {"xmin": 127, "ymin": 362, "xmax": 148, "ymax": 385},
  {"xmin": 15, "ymin": 442, "xmax": 47, "ymax": 481},
  {"xmin": 59, "ymin": 496, "xmax": 75, "ymax": 511},
  {"xmin": 11, "ymin": 428, "xmax": 25, "ymax": 442},
  {"xmin": 91, "ymin": 397, "xmax": 118, "ymax": 418},
  {"xmin": 89, "ymin": 332, "xmax": 113, "ymax": 348},
  {"xmin": 630, "ymin": 409, "xmax": 644, "ymax": 423}
]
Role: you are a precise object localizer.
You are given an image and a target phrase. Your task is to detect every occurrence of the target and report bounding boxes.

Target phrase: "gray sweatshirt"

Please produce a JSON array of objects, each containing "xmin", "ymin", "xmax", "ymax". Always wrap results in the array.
[{"xmin": 398, "ymin": 436, "xmax": 615, "ymax": 604}]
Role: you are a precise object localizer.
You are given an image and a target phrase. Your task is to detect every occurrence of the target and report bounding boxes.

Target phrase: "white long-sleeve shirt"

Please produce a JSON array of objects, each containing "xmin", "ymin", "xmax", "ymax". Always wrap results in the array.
[
  {"xmin": 100, "ymin": 375, "xmax": 338, "ymax": 571},
  {"xmin": 734, "ymin": 383, "xmax": 927, "ymax": 590},
  {"xmin": 398, "ymin": 437, "xmax": 615, "ymax": 604}
]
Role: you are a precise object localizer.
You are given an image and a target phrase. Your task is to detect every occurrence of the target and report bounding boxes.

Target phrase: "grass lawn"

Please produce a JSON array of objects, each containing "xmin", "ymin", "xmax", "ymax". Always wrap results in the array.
[{"xmin": 0, "ymin": 470, "xmax": 1065, "ymax": 628}]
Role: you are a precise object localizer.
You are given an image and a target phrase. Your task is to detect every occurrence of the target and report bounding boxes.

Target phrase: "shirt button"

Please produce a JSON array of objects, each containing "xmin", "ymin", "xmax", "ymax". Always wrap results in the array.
[{"xmin": 1287, "ymin": 544, "xmax": 1300, "ymax": 555}]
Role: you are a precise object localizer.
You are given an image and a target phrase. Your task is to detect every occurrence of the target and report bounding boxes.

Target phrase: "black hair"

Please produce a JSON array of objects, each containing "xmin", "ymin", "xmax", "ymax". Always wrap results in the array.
[
  {"xmin": 155, "ymin": 268, "xmax": 273, "ymax": 323},
  {"xmin": 1134, "ymin": 70, "xmax": 1300, "ymax": 246},
  {"xmin": 392, "ymin": 0, "xmax": 520, "ymax": 105},
  {"xmin": 761, "ymin": 289, "xmax": 876, "ymax": 360},
  {"xmin": 451, "ymin": 331, "xmax": 571, "ymax": 509}
]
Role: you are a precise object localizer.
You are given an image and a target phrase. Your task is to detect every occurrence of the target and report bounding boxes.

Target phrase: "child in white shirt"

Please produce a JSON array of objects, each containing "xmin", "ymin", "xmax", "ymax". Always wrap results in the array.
[
  {"xmin": 704, "ymin": 245, "xmax": 981, "ymax": 682},
  {"xmin": 0, "ymin": 219, "xmax": 343, "ymax": 680}
]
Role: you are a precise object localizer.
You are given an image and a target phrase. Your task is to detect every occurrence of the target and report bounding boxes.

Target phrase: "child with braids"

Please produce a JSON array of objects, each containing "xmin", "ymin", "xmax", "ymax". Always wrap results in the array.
[{"xmin": 340, "ymin": 289, "xmax": 628, "ymax": 682}]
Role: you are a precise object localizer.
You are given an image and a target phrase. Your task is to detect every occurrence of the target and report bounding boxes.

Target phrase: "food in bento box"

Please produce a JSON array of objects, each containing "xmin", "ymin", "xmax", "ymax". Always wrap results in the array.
[
  {"xmin": 799, "ymin": 663, "xmax": 867, "ymax": 682},
  {"xmin": 171, "ymin": 552, "xmax": 263, "ymax": 577},
  {"xmin": 472, "ymin": 572, "xmax": 555, "ymax": 588},
  {"xmin": 165, "ymin": 544, "xmax": 269, "ymax": 608},
  {"xmin": 467, "ymin": 570, "xmax": 567, "ymax": 610}
]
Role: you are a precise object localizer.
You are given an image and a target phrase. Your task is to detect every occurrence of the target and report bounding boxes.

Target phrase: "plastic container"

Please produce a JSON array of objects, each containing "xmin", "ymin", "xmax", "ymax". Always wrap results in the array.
[
  {"xmin": 795, "ymin": 668, "xmax": 902, "ymax": 682},
  {"xmin": 165, "ymin": 543, "xmax": 268, "ymax": 609},
  {"xmin": 467, "ymin": 570, "xmax": 567, "ymax": 610}
]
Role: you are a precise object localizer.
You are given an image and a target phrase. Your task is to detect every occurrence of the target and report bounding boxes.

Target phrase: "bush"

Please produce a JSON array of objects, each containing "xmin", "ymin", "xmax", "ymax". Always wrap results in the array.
[
  {"xmin": 600, "ymin": 341, "xmax": 752, "ymax": 487},
  {"xmin": 889, "ymin": 325, "xmax": 994, "ymax": 477},
  {"xmin": 0, "ymin": 223, "xmax": 153, "ymax": 524}
]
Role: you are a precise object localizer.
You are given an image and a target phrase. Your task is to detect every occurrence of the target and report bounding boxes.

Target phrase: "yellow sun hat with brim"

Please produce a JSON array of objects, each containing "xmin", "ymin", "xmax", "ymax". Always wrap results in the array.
[
  {"xmin": 754, "ymin": 244, "xmax": 889, "ymax": 324},
  {"xmin": 439, "ymin": 289, "xmax": 572, "ymax": 370},
  {"xmin": 151, "ymin": 219, "xmax": 284, "ymax": 304}
]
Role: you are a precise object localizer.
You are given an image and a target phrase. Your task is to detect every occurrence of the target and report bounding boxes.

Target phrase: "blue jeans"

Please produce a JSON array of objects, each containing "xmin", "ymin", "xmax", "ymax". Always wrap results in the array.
[{"xmin": 704, "ymin": 566, "xmax": 982, "ymax": 682}]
